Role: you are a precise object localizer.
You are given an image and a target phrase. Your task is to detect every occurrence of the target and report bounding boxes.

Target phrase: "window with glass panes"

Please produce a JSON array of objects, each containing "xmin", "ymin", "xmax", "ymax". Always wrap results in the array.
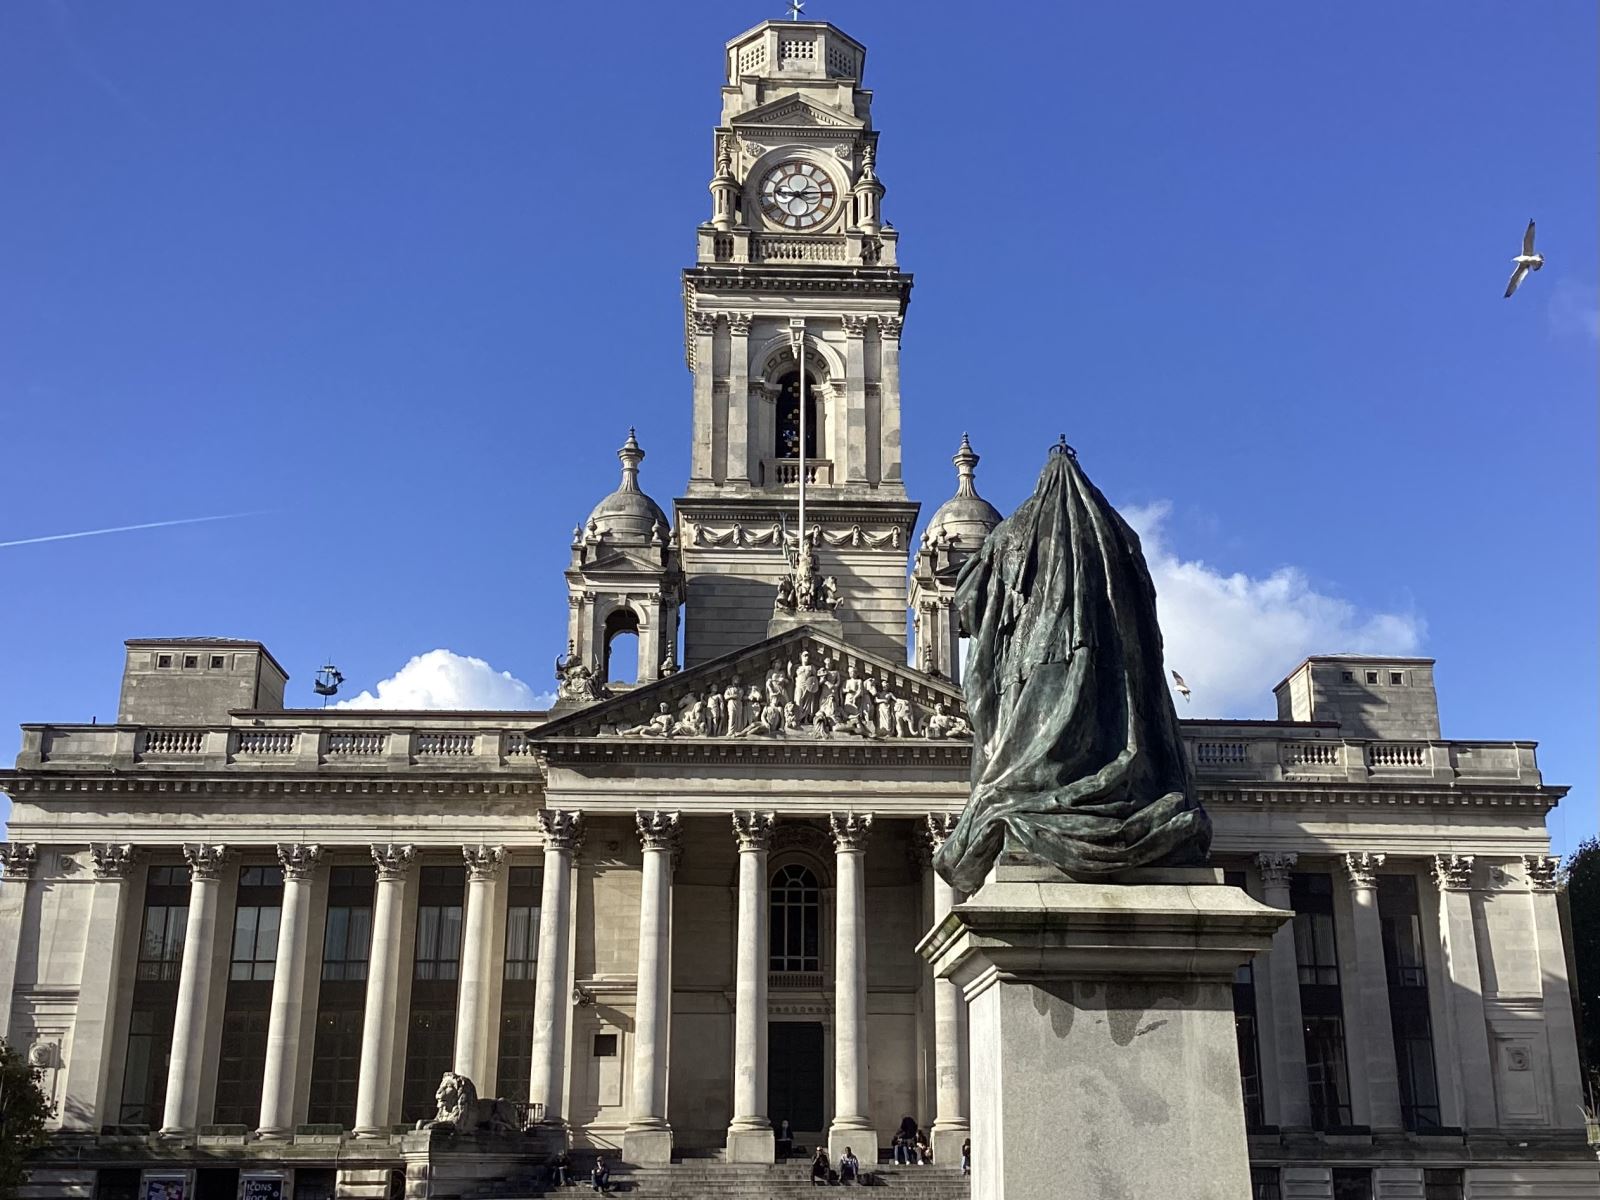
[
  {"xmin": 770, "ymin": 864, "xmax": 820, "ymax": 973},
  {"xmin": 1378, "ymin": 874, "xmax": 1442, "ymax": 1130},
  {"xmin": 1225, "ymin": 870, "xmax": 1265, "ymax": 1127},
  {"xmin": 214, "ymin": 865, "xmax": 284, "ymax": 1125},
  {"xmin": 119, "ymin": 865, "xmax": 190, "ymax": 1124},
  {"xmin": 1422, "ymin": 1169, "xmax": 1464, "ymax": 1200},
  {"xmin": 497, "ymin": 866, "xmax": 541, "ymax": 1104},
  {"xmin": 403, "ymin": 866, "xmax": 464, "ymax": 1122},
  {"xmin": 308, "ymin": 866, "xmax": 375, "ymax": 1126},
  {"xmin": 1291, "ymin": 872, "xmax": 1353, "ymax": 1130}
]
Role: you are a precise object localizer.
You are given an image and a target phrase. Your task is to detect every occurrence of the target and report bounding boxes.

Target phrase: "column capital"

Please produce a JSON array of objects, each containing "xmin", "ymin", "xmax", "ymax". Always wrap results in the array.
[
  {"xmin": 462, "ymin": 844, "xmax": 507, "ymax": 882},
  {"xmin": 1432, "ymin": 854, "xmax": 1475, "ymax": 892},
  {"xmin": 537, "ymin": 809, "xmax": 585, "ymax": 854},
  {"xmin": 637, "ymin": 810, "xmax": 683, "ymax": 853},
  {"xmin": 0, "ymin": 842, "xmax": 38, "ymax": 881},
  {"xmin": 1254, "ymin": 851, "xmax": 1297, "ymax": 890},
  {"xmin": 727, "ymin": 311, "xmax": 754, "ymax": 336},
  {"xmin": 1341, "ymin": 851, "xmax": 1386, "ymax": 891},
  {"xmin": 690, "ymin": 311, "xmax": 719, "ymax": 336},
  {"xmin": 91, "ymin": 842, "xmax": 141, "ymax": 880},
  {"xmin": 829, "ymin": 811, "xmax": 873, "ymax": 851},
  {"xmin": 276, "ymin": 843, "xmax": 323, "ymax": 882},
  {"xmin": 370, "ymin": 843, "xmax": 415, "ymax": 881},
  {"xmin": 1523, "ymin": 854, "xmax": 1561, "ymax": 892},
  {"xmin": 183, "ymin": 843, "xmax": 231, "ymax": 881},
  {"xmin": 924, "ymin": 812, "xmax": 959, "ymax": 853},
  {"xmin": 840, "ymin": 313, "xmax": 869, "ymax": 337},
  {"xmin": 878, "ymin": 315, "xmax": 903, "ymax": 339},
  {"xmin": 732, "ymin": 811, "xmax": 775, "ymax": 852}
]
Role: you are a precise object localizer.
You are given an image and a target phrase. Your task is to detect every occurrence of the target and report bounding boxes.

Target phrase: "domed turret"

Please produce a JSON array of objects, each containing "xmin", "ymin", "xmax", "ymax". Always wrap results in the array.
[
  {"xmin": 924, "ymin": 433, "xmax": 1001, "ymax": 549},
  {"xmin": 585, "ymin": 428, "xmax": 670, "ymax": 544}
]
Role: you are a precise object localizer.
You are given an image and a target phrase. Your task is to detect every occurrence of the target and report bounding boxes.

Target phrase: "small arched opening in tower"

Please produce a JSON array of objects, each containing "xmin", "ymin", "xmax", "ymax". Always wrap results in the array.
[
  {"xmin": 602, "ymin": 607, "xmax": 641, "ymax": 685},
  {"xmin": 774, "ymin": 370, "xmax": 819, "ymax": 459}
]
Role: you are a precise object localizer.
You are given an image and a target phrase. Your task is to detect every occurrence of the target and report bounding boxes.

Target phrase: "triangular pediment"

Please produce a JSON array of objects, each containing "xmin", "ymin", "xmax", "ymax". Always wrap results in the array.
[
  {"xmin": 533, "ymin": 626, "xmax": 969, "ymax": 745},
  {"xmin": 731, "ymin": 94, "xmax": 863, "ymax": 131}
]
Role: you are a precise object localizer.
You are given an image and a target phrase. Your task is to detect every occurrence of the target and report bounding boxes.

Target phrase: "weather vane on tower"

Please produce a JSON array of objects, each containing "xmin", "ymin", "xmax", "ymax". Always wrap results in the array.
[{"xmin": 786, "ymin": 0, "xmax": 805, "ymax": 19}]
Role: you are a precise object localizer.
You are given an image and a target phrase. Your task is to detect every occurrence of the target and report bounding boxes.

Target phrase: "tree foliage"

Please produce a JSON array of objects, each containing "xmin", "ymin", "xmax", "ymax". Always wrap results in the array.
[
  {"xmin": 0, "ymin": 1038, "xmax": 51, "ymax": 1200},
  {"xmin": 1567, "ymin": 837, "xmax": 1600, "ymax": 1102}
]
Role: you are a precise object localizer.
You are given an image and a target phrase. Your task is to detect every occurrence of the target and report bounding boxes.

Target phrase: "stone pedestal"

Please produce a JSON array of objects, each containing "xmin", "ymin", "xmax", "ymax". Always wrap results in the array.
[
  {"xmin": 767, "ymin": 608, "xmax": 844, "ymax": 641},
  {"xmin": 918, "ymin": 859, "xmax": 1290, "ymax": 1200}
]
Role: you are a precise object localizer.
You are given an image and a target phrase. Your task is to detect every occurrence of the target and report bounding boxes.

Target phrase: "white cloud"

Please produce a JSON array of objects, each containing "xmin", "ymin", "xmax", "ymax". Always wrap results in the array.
[
  {"xmin": 1123, "ymin": 503, "xmax": 1424, "ymax": 718},
  {"xmin": 1548, "ymin": 281, "xmax": 1600, "ymax": 344},
  {"xmin": 335, "ymin": 649, "xmax": 554, "ymax": 711}
]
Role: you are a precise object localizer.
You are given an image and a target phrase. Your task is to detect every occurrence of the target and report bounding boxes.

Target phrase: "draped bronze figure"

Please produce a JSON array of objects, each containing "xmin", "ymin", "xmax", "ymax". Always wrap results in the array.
[{"xmin": 933, "ymin": 441, "xmax": 1212, "ymax": 893}]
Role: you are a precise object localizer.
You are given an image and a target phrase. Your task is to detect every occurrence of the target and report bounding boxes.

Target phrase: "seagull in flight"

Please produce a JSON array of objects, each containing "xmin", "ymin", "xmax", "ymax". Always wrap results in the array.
[
  {"xmin": 1504, "ymin": 219, "xmax": 1544, "ymax": 298},
  {"xmin": 1171, "ymin": 670, "xmax": 1191, "ymax": 703}
]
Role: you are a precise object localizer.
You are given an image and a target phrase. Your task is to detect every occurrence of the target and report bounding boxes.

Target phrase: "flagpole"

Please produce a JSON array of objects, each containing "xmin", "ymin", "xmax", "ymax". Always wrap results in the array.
[{"xmin": 789, "ymin": 318, "xmax": 807, "ymax": 563}]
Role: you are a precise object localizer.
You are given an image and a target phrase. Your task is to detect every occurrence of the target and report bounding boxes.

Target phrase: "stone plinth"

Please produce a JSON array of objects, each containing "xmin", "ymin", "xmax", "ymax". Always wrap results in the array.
[
  {"xmin": 767, "ymin": 608, "xmax": 844, "ymax": 641},
  {"xmin": 917, "ymin": 860, "xmax": 1290, "ymax": 1200}
]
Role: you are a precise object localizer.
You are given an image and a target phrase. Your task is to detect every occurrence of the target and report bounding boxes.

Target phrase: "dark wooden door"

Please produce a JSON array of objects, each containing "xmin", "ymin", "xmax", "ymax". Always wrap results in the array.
[{"xmin": 767, "ymin": 1021, "xmax": 825, "ymax": 1134}]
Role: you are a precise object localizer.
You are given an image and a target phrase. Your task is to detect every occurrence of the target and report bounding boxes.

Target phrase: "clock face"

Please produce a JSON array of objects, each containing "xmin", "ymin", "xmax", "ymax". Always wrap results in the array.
[{"xmin": 759, "ymin": 160, "xmax": 839, "ymax": 230}]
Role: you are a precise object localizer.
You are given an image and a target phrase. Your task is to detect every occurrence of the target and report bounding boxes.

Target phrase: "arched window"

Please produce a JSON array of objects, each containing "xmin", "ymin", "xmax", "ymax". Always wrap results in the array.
[
  {"xmin": 774, "ymin": 371, "xmax": 818, "ymax": 459},
  {"xmin": 770, "ymin": 864, "xmax": 820, "ymax": 973},
  {"xmin": 602, "ymin": 607, "xmax": 640, "ymax": 685}
]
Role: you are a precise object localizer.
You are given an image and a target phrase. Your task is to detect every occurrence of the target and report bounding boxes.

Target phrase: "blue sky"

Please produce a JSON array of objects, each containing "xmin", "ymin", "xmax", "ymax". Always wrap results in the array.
[{"xmin": 1, "ymin": 2, "xmax": 1594, "ymax": 854}]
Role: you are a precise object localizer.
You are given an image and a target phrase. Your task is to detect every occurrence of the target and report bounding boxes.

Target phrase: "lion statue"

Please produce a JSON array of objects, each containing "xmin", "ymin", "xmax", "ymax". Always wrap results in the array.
[{"xmin": 418, "ymin": 1071, "xmax": 519, "ymax": 1133}]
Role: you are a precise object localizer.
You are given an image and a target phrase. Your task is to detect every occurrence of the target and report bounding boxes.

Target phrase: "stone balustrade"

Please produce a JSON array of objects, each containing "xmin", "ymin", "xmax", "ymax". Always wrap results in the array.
[
  {"xmin": 11, "ymin": 720, "xmax": 1544, "ymax": 786},
  {"xmin": 696, "ymin": 226, "xmax": 899, "ymax": 268}
]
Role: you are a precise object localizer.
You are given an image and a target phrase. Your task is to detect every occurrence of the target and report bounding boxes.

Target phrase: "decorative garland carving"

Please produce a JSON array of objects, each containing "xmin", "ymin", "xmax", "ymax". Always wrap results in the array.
[{"xmin": 687, "ymin": 521, "xmax": 902, "ymax": 551}]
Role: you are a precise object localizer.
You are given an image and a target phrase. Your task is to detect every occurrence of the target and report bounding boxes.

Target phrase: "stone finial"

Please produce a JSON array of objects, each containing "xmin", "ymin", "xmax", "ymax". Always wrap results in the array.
[
  {"xmin": 1342, "ymin": 852, "xmax": 1386, "ymax": 891},
  {"xmin": 183, "ymin": 843, "xmax": 231, "ymax": 881},
  {"xmin": 1523, "ymin": 854, "xmax": 1561, "ymax": 892},
  {"xmin": 0, "ymin": 843, "xmax": 38, "ymax": 881},
  {"xmin": 952, "ymin": 433, "xmax": 980, "ymax": 499},
  {"xmin": 1432, "ymin": 854, "xmax": 1475, "ymax": 892},
  {"xmin": 91, "ymin": 843, "xmax": 140, "ymax": 880},
  {"xmin": 536, "ymin": 809, "xmax": 585, "ymax": 854},
  {"xmin": 636, "ymin": 810, "xmax": 683, "ymax": 853},
  {"xmin": 829, "ymin": 811, "xmax": 873, "ymax": 851},
  {"xmin": 276, "ymin": 844, "xmax": 323, "ymax": 882},
  {"xmin": 732, "ymin": 811, "xmax": 776, "ymax": 852},
  {"xmin": 462, "ymin": 844, "xmax": 507, "ymax": 882},
  {"xmin": 370, "ymin": 843, "xmax": 416, "ymax": 881},
  {"xmin": 1254, "ymin": 851, "xmax": 1298, "ymax": 891},
  {"xmin": 925, "ymin": 812, "xmax": 960, "ymax": 853},
  {"xmin": 618, "ymin": 428, "xmax": 645, "ymax": 494}
]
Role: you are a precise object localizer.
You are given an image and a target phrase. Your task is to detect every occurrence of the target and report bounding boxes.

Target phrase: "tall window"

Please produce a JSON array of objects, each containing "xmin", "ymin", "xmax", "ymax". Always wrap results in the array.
[
  {"xmin": 1422, "ymin": 1169, "xmax": 1464, "ymax": 1200},
  {"xmin": 497, "ymin": 866, "xmax": 542, "ymax": 1105},
  {"xmin": 774, "ymin": 371, "xmax": 818, "ymax": 459},
  {"xmin": 214, "ymin": 865, "xmax": 284, "ymax": 1125},
  {"xmin": 1331, "ymin": 1168, "xmax": 1372, "ymax": 1200},
  {"xmin": 120, "ymin": 865, "xmax": 191, "ymax": 1124},
  {"xmin": 403, "ymin": 866, "xmax": 465, "ymax": 1121},
  {"xmin": 308, "ymin": 866, "xmax": 375, "ymax": 1126},
  {"xmin": 1225, "ymin": 870, "xmax": 1264, "ymax": 1128},
  {"xmin": 1379, "ymin": 874, "xmax": 1442, "ymax": 1130},
  {"xmin": 1292, "ymin": 872, "xmax": 1353, "ymax": 1130},
  {"xmin": 770, "ymin": 864, "xmax": 820, "ymax": 974},
  {"xmin": 1250, "ymin": 1168, "xmax": 1282, "ymax": 1200}
]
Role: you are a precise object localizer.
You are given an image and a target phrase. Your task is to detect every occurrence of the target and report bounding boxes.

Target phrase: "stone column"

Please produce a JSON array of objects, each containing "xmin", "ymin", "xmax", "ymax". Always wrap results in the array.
[
  {"xmin": 689, "ymin": 312, "xmax": 717, "ymax": 483},
  {"xmin": 828, "ymin": 812, "xmax": 877, "ymax": 1162},
  {"xmin": 257, "ymin": 843, "xmax": 322, "ymax": 1138},
  {"xmin": 60, "ymin": 845, "xmax": 140, "ymax": 1132},
  {"xmin": 0, "ymin": 844, "xmax": 38, "ymax": 1041},
  {"xmin": 725, "ymin": 313, "xmax": 752, "ymax": 485},
  {"xmin": 925, "ymin": 815, "xmax": 970, "ymax": 1166},
  {"xmin": 1432, "ymin": 855, "xmax": 1496, "ymax": 1129},
  {"xmin": 161, "ymin": 844, "xmax": 231, "ymax": 1135},
  {"xmin": 624, "ymin": 811, "xmax": 681, "ymax": 1164},
  {"xmin": 1341, "ymin": 853, "xmax": 1402, "ymax": 1129},
  {"xmin": 529, "ymin": 810, "xmax": 583, "ymax": 1128},
  {"xmin": 454, "ymin": 844, "xmax": 506, "ymax": 1088},
  {"xmin": 1525, "ymin": 855, "xmax": 1587, "ymax": 1127},
  {"xmin": 842, "ymin": 316, "xmax": 869, "ymax": 484},
  {"xmin": 727, "ymin": 811, "xmax": 775, "ymax": 1163},
  {"xmin": 352, "ymin": 843, "xmax": 414, "ymax": 1137},
  {"xmin": 878, "ymin": 315, "xmax": 904, "ymax": 484},
  {"xmin": 1255, "ymin": 852, "xmax": 1311, "ymax": 1128}
]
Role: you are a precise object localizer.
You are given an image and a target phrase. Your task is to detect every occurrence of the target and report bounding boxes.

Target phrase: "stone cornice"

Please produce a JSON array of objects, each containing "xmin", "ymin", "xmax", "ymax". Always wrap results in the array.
[{"xmin": 0, "ymin": 774, "xmax": 542, "ymax": 799}]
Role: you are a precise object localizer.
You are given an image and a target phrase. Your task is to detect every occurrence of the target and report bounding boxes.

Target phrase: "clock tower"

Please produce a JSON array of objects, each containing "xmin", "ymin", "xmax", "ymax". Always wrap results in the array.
[{"xmin": 677, "ymin": 19, "xmax": 918, "ymax": 668}]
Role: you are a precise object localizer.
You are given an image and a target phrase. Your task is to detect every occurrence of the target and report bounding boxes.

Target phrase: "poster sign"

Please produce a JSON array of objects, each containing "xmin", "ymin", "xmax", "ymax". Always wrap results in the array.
[
  {"xmin": 141, "ymin": 1174, "xmax": 189, "ymax": 1200},
  {"xmin": 240, "ymin": 1175, "xmax": 286, "ymax": 1200}
]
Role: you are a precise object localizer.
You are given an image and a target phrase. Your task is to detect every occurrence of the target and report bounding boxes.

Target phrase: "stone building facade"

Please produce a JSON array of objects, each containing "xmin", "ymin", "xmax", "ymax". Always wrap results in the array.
[{"xmin": 1, "ymin": 18, "xmax": 1594, "ymax": 1200}]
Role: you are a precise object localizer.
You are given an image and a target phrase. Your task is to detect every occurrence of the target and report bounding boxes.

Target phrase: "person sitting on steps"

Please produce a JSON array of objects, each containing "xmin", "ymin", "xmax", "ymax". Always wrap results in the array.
[
  {"xmin": 839, "ymin": 1147, "xmax": 861, "ymax": 1186},
  {"xmin": 810, "ymin": 1146, "xmax": 831, "ymax": 1186},
  {"xmin": 589, "ymin": 1159, "xmax": 612, "ymax": 1194}
]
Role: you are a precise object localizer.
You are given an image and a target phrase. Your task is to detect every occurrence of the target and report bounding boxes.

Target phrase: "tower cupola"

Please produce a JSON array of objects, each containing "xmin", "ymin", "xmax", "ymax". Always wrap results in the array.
[
  {"xmin": 924, "ymin": 433, "xmax": 1002, "ymax": 548},
  {"xmin": 584, "ymin": 428, "xmax": 671, "ymax": 544},
  {"xmin": 908, "ymin": 435, "xmax": 1002, "ymax": 683}
]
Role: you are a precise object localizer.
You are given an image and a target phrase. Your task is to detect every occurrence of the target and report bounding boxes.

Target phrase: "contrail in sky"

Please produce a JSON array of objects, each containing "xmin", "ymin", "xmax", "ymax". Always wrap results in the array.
[{"xmin": 0, "ymin": 512, "xmax": 264, "ymax": 549}]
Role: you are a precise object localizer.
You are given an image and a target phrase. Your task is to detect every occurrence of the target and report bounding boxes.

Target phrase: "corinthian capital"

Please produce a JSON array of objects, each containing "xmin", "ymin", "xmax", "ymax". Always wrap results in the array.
[
  {"xmin": 878, "ymin": 315, "xmax": 903, "ymax": 338},
  {"xmin": 370, "ymin": 843, "xmax": 415, "ymax": 881},
  {"xmin": 1341, "ymin": 852, "xmax": 1386, "ymax": 891},
  {"xmin": 732, "ymin": 811, "xmax": 775, "ymax": 852},
  {"xmin": 1522, "ymin": 854, "xmax": 1561, "ymax": 891},
  {"xmin": 924, "ymin": 813, "xmax": 959, "ymax": 853},
  {"xmin": 637, "ymin": 810, "xmax": 683, "ymax": 852},
  {"xmin": 276, "ymin": 843, "xmax": 323, "ymax": 882},
  {"xmin": 1254, "ymin": 851, "xmax": 1298, "ymax": 890},
  {"xmin": 0, "ymin": 843, "xmax": 38, "ymax": 881},
  {"xmin": 537, "ymin": 809, "xmax": 585, "ymax": 854},
  {"xmin": 91, "ymin": 843, "xmax": 140, "ymax": 880},
  {"xmin": 830, "ymin": 811, "xmax": 873, "ymax": 851},
  {"xmin": 1431, "ymin": 854, "xmax": 1475, "ymax": 892},
  {"xmin": 463, "ymin": 844, "xmax": 507, "ymax": 882},
  {"xmin": 183, "ymin": 843, "xmax": 230, "ymax": 882}
]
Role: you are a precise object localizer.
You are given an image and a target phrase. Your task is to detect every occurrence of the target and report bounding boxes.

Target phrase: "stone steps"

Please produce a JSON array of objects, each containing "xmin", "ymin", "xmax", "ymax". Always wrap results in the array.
[{"xmin": 467, "ymin": 1163, "xmax": 970, "ymax": 1200}]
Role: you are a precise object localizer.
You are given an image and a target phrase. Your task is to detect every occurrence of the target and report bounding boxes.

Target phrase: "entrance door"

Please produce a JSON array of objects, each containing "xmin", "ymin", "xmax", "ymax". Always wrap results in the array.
[{"xmin": 768, "ymin": 1021, "xmax": 825, "ymax": 1136}]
